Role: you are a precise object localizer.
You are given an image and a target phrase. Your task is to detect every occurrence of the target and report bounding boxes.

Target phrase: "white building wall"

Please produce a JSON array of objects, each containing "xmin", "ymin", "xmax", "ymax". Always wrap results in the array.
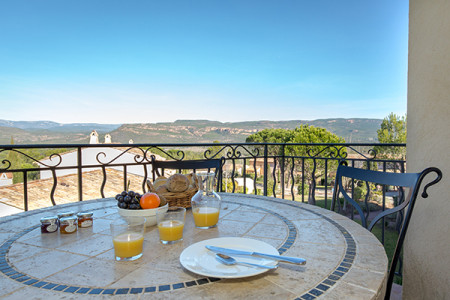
[
  {"xmin": 40, "ymin": 148, "xmax": 153, "ymax": 179},
  {"xmin": 234, "ymin": 177, "xmax": 255, "ymax": 194},
  {"xmin": 0, "ymin": 174, "xmax": 13, "ymax": 186}
]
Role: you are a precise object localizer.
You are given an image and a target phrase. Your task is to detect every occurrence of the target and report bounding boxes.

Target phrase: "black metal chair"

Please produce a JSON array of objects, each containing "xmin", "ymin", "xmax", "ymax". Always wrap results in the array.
[
  {"xmin": 150, "ymin": 156, "xmax": 225, "ymax": 191},
  {"xmin": 331, "ymin": 161, "xmax": 442, "ymax": 300}
]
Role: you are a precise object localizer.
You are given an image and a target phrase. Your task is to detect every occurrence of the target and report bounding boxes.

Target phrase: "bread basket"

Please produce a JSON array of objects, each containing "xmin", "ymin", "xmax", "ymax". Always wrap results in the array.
[{"xmin": 147, "ymin": 173, "xmax": 198, "ymax": 208}]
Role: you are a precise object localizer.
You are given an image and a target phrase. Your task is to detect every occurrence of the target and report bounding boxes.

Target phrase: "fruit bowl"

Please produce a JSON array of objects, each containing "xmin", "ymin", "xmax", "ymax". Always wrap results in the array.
[{"xmin": 117, "ymin": 203, "xmax": 169, "ymax": 227}]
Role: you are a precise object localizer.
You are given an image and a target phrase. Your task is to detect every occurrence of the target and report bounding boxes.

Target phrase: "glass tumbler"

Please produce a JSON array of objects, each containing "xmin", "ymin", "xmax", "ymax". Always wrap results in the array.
[
  {"xmin": 156, "ymin": 207, "xmax": 186, "ymax": 244},
  {"xmin": 110, "ymin": 217, "xmax": 146, "ymax": 261}
]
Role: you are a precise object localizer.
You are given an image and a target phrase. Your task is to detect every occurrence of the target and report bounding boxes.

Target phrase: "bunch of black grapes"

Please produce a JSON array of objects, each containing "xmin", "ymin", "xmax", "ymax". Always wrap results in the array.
[{"xmin": 115, "ymin": 190, "xmax": 142, "ymax": 209}]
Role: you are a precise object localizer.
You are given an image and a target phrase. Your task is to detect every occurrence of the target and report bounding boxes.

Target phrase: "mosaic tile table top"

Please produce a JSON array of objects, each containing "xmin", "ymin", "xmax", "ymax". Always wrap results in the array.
[{"xmin": 0, "ymin": 193, "xmax": 388, "ymax": 299}]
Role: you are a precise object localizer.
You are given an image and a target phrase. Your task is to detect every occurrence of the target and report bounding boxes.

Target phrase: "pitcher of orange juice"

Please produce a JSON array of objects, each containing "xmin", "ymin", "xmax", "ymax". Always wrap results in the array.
[{"xmin": 191, "ymin": 171, "xmax": 221, "ymax": 229}]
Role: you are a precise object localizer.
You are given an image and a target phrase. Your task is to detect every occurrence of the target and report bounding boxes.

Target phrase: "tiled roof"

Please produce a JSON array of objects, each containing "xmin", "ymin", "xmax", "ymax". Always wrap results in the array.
[
  {"xmin": 0, "ymin": 173, "xmax": 13, "ymax": 179},
  {"xmin": 0, "ymin": 168, "xmax": 147, "ymax": 211}
]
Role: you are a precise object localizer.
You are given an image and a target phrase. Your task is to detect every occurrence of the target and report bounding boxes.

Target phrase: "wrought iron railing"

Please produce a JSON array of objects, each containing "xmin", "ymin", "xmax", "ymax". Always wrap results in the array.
[{"xmin": 0, "ymin": 142, "xmax": 405, "ymax": 210}]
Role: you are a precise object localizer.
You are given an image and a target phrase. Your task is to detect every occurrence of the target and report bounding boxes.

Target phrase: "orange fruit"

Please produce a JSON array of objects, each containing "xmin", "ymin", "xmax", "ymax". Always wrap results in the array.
[{"xmin": 140, "ymin": 192, "xmax": 160, "ymax": 209}]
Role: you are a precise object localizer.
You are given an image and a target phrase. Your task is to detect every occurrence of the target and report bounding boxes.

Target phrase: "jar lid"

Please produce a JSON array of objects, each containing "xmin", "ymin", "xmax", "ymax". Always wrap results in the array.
[
  {"xmin": 57, "ymin": 211, "xmax": 75, "ymax": 219},
  {"xmin": 59, "ymin": 215, "xmax": 78, "ymax": 223},
  {"xmin": 77, "ymin": 211, "xmax": 93, "ymax": 218},
  {"xmin": 40, "ymin": 216, "xmax": 58, "ymax": 224}
]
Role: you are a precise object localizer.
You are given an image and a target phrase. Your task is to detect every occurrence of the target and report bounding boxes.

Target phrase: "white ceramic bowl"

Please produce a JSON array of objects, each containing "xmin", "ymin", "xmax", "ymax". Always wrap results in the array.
[{"xmin": 117, "ymin": 203, "xmax": 169, "ymax": 227}]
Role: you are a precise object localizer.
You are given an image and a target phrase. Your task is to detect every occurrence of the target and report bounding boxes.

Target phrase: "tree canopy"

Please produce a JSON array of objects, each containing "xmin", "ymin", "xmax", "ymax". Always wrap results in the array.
[
  {"xmin": 375, "ymin": 113, "xmax": 406, "ymax": 159},
  {"xmin": 377, "ymin": 113, "xmax": 406, "ymax": 144},
  {"xmin": 246, "ymin": 125, "xmax": 345, "ymax": 204}
]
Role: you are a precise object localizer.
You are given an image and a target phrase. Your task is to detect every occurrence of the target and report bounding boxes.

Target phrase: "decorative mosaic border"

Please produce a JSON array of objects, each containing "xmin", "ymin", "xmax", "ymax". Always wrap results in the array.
[
  {"xmin": 225, "ymin": 201, "xmax": 298, "ymax": 255},
  {"xmin": 0, "ymin": 200, "xmax": 301, "ymax": 296},
  {"xmin": 296, "ymin": 217, "xmax": 355, "ymax": 300},
  {"xmin": 252, "ymin": 197, "xmax": 357, "ymax": 300}
]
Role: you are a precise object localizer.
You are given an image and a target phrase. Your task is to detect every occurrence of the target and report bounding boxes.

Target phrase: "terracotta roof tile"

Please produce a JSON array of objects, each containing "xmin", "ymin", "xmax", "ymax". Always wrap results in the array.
[{"xmin": 0, "ymin": 172, "xmax": 13, "ymax": 179}]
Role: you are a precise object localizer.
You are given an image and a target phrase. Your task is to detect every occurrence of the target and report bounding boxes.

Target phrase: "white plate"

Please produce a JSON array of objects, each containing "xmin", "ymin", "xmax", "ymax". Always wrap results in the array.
[{"xmin": 179, "ymin": 237, "xmax": 278, "ymax": 278}]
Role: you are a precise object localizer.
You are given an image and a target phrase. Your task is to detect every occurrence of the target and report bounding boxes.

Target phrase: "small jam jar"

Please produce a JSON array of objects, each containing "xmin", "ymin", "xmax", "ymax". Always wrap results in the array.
[
  {"xmin": 59, "ymin": 216, "xmax": 78, "ymax": 234},
  {"xmin": 40, "ymin": 216, "xmax": 59, "ymax": 233},
  {"xmin": 77, "ymin": 211, "xmax": 93, "ymax": 228}
]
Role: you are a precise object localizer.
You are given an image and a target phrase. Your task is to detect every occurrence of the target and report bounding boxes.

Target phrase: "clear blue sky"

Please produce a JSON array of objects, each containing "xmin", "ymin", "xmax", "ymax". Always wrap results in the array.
[{"xmin": 0, "ymin": 0, "xmax": 409, "ymax": 124}]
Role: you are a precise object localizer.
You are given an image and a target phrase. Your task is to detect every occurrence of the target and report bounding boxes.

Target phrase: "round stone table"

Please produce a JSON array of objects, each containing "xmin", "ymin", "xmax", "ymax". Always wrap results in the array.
[{"xmin": 0, "ymin": 193, "xmax": 388, "ymax": 299}]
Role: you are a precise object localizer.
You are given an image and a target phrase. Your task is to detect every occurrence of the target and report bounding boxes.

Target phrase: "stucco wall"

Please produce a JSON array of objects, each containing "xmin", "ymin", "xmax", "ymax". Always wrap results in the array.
[
  {"xmin": 405, "ymin": 0, "xmax": 450, "ymax": 299},
  {"xmin": 39, "ymin": 148, "xmax": 161, "ymax": 179}
]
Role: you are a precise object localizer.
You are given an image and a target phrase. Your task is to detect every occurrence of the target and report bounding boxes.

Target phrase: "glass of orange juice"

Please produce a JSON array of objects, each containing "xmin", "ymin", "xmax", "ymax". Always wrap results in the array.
[
  {"xmin": 110, "ymin": 217, "xmax": 146, "ymax": 261},
  {"xmin": 156, "ymin": 207, "xmax": 186, "ymax": 244},
  {"xmin": 191, "ymin": 171, "xmax": 221, "ymax": 229}
]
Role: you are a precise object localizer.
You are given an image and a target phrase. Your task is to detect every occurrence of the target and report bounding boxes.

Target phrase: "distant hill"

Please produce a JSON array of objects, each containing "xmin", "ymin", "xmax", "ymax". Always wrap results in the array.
[
  {"xmin": 110, "ymin": 119, "xmax": 381, "ymax": 144},
  {"xmin": 0, "ymin": 120, "xmax": 120, "ymax": 133},
  {"xmin": 0, "ymin": 126, "xmax": 92, "ymax": 144},
  {"xmin": 0, "ymin": 118, "xmax": 381, "ymax": 144}
]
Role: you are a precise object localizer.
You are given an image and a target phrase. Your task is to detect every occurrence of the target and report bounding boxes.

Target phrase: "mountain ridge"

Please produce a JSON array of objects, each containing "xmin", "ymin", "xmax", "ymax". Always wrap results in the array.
[{"xmin": 0, "ymin": 118, "xmax": 382, "ymax": 144}]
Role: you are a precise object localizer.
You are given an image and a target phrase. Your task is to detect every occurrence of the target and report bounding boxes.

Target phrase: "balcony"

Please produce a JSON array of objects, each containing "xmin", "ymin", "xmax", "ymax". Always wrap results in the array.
[
  {"xmin": 0, "ymin": 141, "xmax": 412, "ymax": 299},
  {"xmin": 0, "ymin": 1, "xmax": 448, "ymax": 297}
]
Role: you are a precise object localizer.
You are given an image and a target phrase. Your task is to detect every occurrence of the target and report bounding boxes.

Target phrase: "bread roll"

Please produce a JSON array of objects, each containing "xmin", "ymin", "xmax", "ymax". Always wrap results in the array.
[
  {"xmin": 166, "ymin": 174, "xmax": 190, "ymax": 192},
  {"xmin": 153, "ymin": 178, "xmax": 168, "ymax": 189},
  {"xmin": 146, "ymin": 180, "xmax": 155, "ymax": 192},
  {"xmin": 186, "ymin": 173, "xmax": 198, "ymax": 186},
  {"xmin": 155, "ymin": 185, "xmax": 169, "ymax": 194},
  {"xmin": 158, "ymin": 194, "xmax": 168, "ymax": 206}
]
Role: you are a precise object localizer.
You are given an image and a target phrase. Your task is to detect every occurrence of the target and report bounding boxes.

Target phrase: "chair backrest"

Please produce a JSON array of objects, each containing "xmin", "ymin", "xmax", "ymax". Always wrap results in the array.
[
  {"xmin": 151, "ymin": 156, "xmax": 225, "ymax": 191},
  {"xmin": 331, "ymin": 161, "xmax": 442, "ymax": 300}
]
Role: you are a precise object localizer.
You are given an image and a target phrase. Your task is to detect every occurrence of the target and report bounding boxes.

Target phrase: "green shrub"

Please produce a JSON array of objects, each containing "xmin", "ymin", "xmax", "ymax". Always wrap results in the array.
[{"xmin": 298, "ymin": 184, "xmax": 309, "ymax": 195}]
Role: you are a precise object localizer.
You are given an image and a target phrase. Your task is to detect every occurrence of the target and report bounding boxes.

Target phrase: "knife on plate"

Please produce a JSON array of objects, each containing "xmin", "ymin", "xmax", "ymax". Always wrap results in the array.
[{"xmin": 205, "ymin": 245, "xmax": 306, "ymax": 265}]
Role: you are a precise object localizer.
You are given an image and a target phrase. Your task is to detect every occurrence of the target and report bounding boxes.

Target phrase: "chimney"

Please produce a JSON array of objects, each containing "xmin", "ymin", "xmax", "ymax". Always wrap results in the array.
[{"xmin": 89, "ymin": 130, "xmax": 99, "ymax": 144}]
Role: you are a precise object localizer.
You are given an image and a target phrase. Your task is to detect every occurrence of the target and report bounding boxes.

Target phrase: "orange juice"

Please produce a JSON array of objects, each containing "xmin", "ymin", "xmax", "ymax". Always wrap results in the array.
[
  {"xmin": 113, "ymin": 232, "xmax": 144, "ymax": 258},
  {"xmin": 193, "ymin": 207, "xmax": 220, "ymax": 228},
  {"xmin": 158, "ymin": 220, "xmax": 184, "ymax": 241}
]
